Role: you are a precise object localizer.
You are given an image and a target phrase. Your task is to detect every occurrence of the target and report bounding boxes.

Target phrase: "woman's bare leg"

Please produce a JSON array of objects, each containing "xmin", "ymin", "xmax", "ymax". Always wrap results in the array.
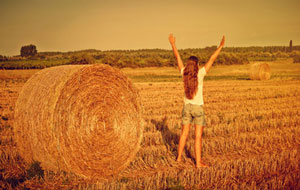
[
  {"xmin": 176, "ymin": 124, "xmax": 191, "ymax": 161},
  {"xmin": 195, "ymin": 124, "xmax": 208, "ymax": 167}
]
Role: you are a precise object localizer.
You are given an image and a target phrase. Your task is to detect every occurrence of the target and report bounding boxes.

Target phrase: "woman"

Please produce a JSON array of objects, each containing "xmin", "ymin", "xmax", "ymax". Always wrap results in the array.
[{"xmin": 168, "ymin": 34, "xmax": 225, "ymax": 168}]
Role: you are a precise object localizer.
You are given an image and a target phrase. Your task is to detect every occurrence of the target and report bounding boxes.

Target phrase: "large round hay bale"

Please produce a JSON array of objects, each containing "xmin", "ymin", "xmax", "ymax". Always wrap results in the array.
[
  {"xmin": 13, "ymin": 64, "xmax": 143, "ymax": 180},
  {"xmin": 249, "ymin": 63, "xmax": 271, "ymax": 80}
]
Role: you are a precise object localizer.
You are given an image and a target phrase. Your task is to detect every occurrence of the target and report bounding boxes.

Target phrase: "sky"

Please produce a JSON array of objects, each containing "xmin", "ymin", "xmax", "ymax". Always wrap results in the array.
[{"xmin": 0, "ymin": 0, "xmax": 300, "ymax": 56}]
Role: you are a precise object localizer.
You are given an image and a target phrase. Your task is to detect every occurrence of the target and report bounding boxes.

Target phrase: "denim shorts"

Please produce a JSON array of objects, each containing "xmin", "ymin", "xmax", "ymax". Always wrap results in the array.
[{"xmin": 182, "ymin": 103, "xmax": 206, "ymax": 126}]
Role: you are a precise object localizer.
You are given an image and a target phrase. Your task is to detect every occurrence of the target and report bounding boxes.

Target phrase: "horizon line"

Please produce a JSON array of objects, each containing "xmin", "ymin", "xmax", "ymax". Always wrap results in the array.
[{"xmin": 4, "ymin": 44, "xmax": 299, "ymax": 57}]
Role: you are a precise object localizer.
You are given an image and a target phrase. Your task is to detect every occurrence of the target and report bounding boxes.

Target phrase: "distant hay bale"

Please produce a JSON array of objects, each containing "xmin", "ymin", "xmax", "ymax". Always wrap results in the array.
[
  {"xmin": 249, "ymin": 63, "xmax": 271, "ymax": 80},
  {"xmin": 13, "ymin": 64, "xmax": 143, "ymax": 180}
]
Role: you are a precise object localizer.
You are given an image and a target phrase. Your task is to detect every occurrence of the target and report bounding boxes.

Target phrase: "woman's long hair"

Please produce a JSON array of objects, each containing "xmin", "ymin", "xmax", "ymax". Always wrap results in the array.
[{"xmin": 183, "ymin": 56, "xmax": 199, "ymax": 99}]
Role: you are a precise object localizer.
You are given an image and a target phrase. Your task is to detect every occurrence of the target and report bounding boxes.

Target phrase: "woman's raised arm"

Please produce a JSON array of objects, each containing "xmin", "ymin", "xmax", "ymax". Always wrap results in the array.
[
  {"xmin": 169, "ymin": 33, "xmax": 184, "ymax": 72},
  {"xmin": 204, "ymin": 36, "xmax": 225, "ymax": 73}
]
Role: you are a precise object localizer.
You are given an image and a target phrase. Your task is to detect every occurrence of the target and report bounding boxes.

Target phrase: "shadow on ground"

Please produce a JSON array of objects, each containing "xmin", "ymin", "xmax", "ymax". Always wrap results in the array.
[{"xmin": 150, "ymin": 117, "xmax": 195, "ymax": 162}]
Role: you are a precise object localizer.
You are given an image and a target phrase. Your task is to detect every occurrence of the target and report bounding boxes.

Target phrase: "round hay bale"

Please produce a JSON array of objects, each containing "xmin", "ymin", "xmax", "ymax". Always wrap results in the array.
[
  {"xmin": 249, "ymin": 63, "xmax": 271, "ymax": 80},
  {"xmin": 13, "ymin": 64, "xmax": 143, "ymax": 180}
]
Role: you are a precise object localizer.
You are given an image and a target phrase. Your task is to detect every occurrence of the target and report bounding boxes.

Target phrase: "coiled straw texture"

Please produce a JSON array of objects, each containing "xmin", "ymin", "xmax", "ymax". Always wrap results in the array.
[
  {"xmin": 14, "ymin": 64, "xmax": 143, "ymax": 180},
  {"xmin": 249, "ymin": 63, "xmax": 271, "ymax": 80}
]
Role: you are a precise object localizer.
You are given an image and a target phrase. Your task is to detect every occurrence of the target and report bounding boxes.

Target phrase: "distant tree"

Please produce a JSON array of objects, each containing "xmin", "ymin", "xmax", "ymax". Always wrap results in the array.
[
  {"xmin": 290, "ymin": 51, "xmax": 300, "ymax": 63},
  {"xmin": 68, "ymin": 53, "xmax": 95, "ymax": 65},
  {"xmin": 275, "ymin": 51, "xmax": 289, "ymax": 58},
  {"xmin": 20, "ymin": 44, "xmax": 37, "ymax": 57},
  {"xmin": 0, "ymin": 55, "xmax": 8, "ymax": 62},
  {"xmin": 293, "ymin": 57, "xmax": 300, "ymax": 63},
  {"xmin": 94, "ymin": 53, "xmax": 105, "ymax": 60},
  {"xmin": 289, "ymin": 40, "xmax": 293, "ymax": 52}
]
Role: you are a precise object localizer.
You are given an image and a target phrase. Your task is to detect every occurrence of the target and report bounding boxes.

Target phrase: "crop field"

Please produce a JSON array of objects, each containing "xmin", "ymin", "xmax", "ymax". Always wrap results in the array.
[{"xmin": 0, "ymin": 60, "xmax": 300, "ymax": 189}]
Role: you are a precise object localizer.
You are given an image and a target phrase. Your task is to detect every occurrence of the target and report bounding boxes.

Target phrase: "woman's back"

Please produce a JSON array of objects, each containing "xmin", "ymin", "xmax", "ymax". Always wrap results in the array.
[{"xmin": 181, "ymin": 66, "xmax": 206, "ymax": 105}]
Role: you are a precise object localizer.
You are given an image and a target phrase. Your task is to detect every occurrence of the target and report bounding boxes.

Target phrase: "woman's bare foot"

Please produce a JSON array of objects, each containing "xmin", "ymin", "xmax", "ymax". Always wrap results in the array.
[{"xmin": 196, "ymin": 162, "xmax": 209, "ymax": 168}]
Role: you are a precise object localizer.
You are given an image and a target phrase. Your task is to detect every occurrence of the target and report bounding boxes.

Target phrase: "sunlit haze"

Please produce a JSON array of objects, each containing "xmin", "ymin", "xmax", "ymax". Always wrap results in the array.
[{"xmin": 1, "ymin": 0, "xmax": 300, "ymax": 55}]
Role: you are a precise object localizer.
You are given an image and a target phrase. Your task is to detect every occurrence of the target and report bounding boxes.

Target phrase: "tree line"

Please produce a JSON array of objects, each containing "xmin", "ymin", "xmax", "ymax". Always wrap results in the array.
[{"xmin": 0, "ymin": 45, "xmax": 300, "ymax": 69}]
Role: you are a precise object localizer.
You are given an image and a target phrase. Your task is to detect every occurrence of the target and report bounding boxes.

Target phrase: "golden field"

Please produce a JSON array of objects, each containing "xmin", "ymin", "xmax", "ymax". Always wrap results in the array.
[{"xmin": 0, "ymin": 59, "xmax": 300, "ymax": 189}]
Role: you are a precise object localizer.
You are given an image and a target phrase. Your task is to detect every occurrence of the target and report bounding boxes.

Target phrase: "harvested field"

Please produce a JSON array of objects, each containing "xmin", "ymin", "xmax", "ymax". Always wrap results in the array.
[{"xmin": 0, "ymin": 62, "xmax": 300, "ymax": 189}]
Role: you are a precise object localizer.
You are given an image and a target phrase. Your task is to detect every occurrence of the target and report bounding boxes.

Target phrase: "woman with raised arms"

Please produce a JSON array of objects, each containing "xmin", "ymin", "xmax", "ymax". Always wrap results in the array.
[{"xmin": 169, "ymin": 34, "xmax": 225, "ymax": 168}]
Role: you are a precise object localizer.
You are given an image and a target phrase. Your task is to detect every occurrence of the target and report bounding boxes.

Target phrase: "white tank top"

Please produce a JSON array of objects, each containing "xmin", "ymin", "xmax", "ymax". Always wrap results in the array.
[{"xmin": 181, "ymin": 67, "xmax": 206, "ymax": 105}]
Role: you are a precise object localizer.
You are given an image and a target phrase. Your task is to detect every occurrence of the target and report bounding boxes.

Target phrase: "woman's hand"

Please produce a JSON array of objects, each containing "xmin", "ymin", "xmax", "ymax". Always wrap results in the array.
[
  {"xmin": 169, "ymin": 33, "xmax": 183, "ymax": 71},
  {"xmin": 219, "ymin": 35, "xmax": 225, "ymax": 48},
  {"xmin": 169, "ymin": 33, "xmax": 176, "ymax": 45},
  {"xmin": 204, "ymin": 35, "xmax": 225, "ymax": 73}
]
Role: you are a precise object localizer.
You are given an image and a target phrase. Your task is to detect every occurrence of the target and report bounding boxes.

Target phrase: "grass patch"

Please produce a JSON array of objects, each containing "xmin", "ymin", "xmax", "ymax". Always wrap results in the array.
[
  {"xmin": 129, "ymin": 74, "xmax": 250, "ymax": 82},
  {"xmin": 205, "ymin": 75, "xmax": 249, "ymax": 81},
  {"xmin": 0, "ymin": 59, "xmax": 69, "ymax": 69},
  {"xmin": 129, "ymin": 73, "xmax": 300, "ymax": 83},
  {"xmin": 129, "ymin": 75, "xmax": 182, "ymax": 82},
  {"xmin": 271, "ymin": 74, "xmax": 300, "ymax": 80}
]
